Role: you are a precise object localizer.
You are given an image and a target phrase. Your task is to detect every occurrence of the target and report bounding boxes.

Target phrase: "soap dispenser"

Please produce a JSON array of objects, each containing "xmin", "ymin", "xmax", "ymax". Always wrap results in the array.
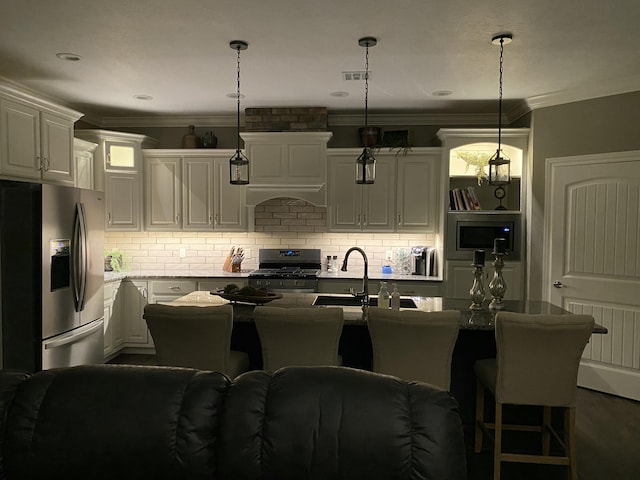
[
  {"xmin": 390, "ymin": 283, "xmax": 401, "ymax": 311},
  {"xmin": 377, "ymin": 282, "xmax": 390, "ymax": 309}
]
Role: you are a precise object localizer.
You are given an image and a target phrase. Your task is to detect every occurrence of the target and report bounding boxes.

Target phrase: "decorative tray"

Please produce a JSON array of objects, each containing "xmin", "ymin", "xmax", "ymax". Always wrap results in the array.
[{"xmin": 210, "ymin": 290, "xmax": 283, "ymax": 305}]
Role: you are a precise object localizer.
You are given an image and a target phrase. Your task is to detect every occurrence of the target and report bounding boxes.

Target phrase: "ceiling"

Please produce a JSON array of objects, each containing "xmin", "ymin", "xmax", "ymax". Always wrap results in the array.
[{"xmin": 2, "ymin": 0, "xmax": 639, "ymax": 126}]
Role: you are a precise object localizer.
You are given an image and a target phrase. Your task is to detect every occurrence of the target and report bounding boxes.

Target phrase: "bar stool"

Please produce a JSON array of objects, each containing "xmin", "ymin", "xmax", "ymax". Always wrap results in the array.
[
  {"xmin": 253, "ymin": 306, "xmax": 344, "ymax": 371},
  {"xmin": 474, "ymin": 311, "xmax": 595, "ymax": 480},
  {"xmin": 143, "ymin": 303, "xmax": 249, "ymax": 378},
  {"xmin": 367, "ymin": 308, "xmax": 460, "ymax": 390}
]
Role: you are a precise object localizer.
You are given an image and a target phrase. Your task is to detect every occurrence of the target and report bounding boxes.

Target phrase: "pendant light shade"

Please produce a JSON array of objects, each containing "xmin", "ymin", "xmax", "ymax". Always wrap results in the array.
[
  {"xmin": 229, "ymin": 40, "xmax": 249, "ymax": 185},
  {"xmin": 488, "ymin": 33, "xmax": 512, "ymax": 186},
  {"xmin": 356, "ymin": 36, "xmax": 377, "ymax": 185}
]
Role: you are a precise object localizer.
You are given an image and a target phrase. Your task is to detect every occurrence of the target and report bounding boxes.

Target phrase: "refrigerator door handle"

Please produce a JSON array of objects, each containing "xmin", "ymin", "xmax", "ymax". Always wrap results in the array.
[
  {"xmin": 72, "ymin": 203, "xmax": 89, "ymax": 312},
  {"xmin": 43, "ymin": 320, "xmax": 103, "ymax": 350}
]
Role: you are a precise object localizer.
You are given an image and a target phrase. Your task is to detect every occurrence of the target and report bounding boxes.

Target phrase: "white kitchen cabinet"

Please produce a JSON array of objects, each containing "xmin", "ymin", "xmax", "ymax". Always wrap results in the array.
[
  {"xmin": 75, "ymin": 130, "xmax": 157, "ymax": 193},
  {"xmin": 197, "ymin": 279, "xmax": 247, "ymax": 291},
  {"xmin": 144, "ymin": 156, "xmax": 182, "ymax": 230},
  {"xmin": 103, "ymin": 280, "xmax": 124, "ymax": 359},
  {"xmin": 105, "ymin": 172, "xmax": 141, "ymax": 231},
  {"xmin": 143, "ymin": 150, "xmax": 247, "ymax": 232},
  {"xmin": 396, "ymin": 149, "xmax": 441, "ymax": 232},
  {"xmin": 445, "ymin": 260, "xmax": 522, "ymax": 300},
  {"xmin": 180, "ymin": 153, "xmax": 247, "ymax": 231},
  {"xmin": 327, "ymin": 150, "xmax": 395, "ymax": 232},
  {"xmin": 149, "ymin": 279, "xmax": 197, "ymax": 304},
  {"xmin": 122, "ymin": 280, "xmax": 151, "ymax": 348},
  {"xmin": 74, "ymin": 138, "xmax": 97, "ymax": 189},
  {"xmin": 0, "ymin": 96, "xmax": 80, "ymax": 185}
]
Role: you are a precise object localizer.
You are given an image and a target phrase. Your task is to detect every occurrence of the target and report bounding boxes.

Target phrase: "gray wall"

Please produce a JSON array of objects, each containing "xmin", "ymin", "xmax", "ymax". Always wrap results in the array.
[{"xmin": 527, "ymin": 91, "xmax": 640, "ymax": 299}]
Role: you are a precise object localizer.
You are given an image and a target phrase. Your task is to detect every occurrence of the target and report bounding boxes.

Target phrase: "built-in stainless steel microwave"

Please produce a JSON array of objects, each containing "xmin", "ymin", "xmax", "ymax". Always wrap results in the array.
[{"xmin": 446, "ymin": 213, "xmax": 522, "ymax": 261}]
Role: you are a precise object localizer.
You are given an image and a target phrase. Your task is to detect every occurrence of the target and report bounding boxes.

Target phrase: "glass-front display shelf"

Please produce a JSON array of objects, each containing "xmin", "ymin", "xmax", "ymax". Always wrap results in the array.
[{"xmin": 449, "ymin": 142, "xmax": 522, "ymax": 212}]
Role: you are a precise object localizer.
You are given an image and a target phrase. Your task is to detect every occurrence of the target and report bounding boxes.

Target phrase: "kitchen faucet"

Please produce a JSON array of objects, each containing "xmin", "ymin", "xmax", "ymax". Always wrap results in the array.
[{"xmin": 341, "ymin": 247, "xmax": 369, "ymax": 310}]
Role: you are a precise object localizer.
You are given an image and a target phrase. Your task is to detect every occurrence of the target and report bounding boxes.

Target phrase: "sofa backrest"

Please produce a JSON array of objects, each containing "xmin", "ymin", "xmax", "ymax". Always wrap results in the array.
[
  {"xmin": 220, "ymin": 366, "xmax": 467, "ymax": 480},
  {"xmin": 0, "ymin": 365, "xmax": 467, "ymax": 480},
  {"xmin": 0, "ymin": 365, "xmax": 229, "ymax": 480}
]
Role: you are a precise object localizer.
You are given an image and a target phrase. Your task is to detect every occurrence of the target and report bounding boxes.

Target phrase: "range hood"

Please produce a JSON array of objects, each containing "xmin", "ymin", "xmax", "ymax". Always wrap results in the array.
[
  {"xmin": 245, "ymin": 184, "xmax": 326, "ymax": 207},
  {"xmin": 242, "ymin": 132, "xmax": 333, "ymax": 207}
]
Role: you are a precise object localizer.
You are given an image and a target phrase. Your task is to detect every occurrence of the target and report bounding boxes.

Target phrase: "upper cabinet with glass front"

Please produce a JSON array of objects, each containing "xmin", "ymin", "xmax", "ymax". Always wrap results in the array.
[
  {"xmin": 437, "ymin": 128, "xmax": 529, "ymax": 213},
  {"xmin": 74, "ymin": 130, "xmax": 158, "ymax": 191}
]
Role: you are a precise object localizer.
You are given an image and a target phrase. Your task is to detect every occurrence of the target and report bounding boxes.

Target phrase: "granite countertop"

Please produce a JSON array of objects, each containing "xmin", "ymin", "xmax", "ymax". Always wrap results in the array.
[
  {"xmin": 104, "ymin": 269, "xmax": 441, "ymax": 283},
  {"xmin": 170, "ymin": 291, "xmax": 608, "ymax": 333}
]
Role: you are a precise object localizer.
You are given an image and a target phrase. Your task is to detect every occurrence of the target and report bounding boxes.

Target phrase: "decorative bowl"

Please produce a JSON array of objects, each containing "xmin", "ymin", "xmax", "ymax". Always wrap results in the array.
[{"xmin": 210, "ymin": 290, "xmax": 283, "ymax": 305}]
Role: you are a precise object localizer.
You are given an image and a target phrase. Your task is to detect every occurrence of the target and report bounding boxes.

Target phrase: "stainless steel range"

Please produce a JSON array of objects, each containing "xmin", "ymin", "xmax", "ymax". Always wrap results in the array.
[{"xmin": 248, "ymin": 248, "xmax": 322, "ymax": 293}]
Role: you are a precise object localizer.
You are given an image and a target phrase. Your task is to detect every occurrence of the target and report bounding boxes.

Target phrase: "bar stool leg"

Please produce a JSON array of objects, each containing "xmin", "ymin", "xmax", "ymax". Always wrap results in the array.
[
  {"xmin": 493, "ymin": 402, "xmax": 503, "ymax": 480},
  {"xmin": 566, "ymin": 407, "xmax": 578, "ymax": 480},
  {"xmin": 475, "ymin": 378, "xmax": 485, "ymax": 453},
  {"xmin": 543, "ymin": 405, "xmax": 552, "ymax": 455}
]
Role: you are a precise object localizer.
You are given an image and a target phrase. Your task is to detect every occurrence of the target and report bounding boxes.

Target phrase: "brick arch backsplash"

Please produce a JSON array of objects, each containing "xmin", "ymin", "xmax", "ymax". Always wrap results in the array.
[{"xmin": 104, "ymin": 198, "xmax": 436, "ymax": 275}]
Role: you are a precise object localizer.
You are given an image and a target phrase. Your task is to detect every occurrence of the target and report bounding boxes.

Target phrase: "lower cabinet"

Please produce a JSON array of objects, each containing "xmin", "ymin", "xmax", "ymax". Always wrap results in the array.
[
  {"xmin": 149, "ymin": 279, "xmax": 197, "ymax": 305},
  {"xmin": 445, "ymin": 260, "xmax": 523, "ymax": 300},
  {"xmin": 122, "ymin": 280, "xmax": 150, "ymax": 348},
  {"xmin": 103, "ymin": 280, "xmax": 124, "ymax": 360},
  {"xmin": 197, "ymin": 279, "xmax": 247, "ymax": 292}
]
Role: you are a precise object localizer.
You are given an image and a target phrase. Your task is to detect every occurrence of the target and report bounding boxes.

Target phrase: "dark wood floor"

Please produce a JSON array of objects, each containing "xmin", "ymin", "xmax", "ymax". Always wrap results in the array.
[{"xmin": 109, "ymin": 354, "xmax": 640, "ymax": 479}]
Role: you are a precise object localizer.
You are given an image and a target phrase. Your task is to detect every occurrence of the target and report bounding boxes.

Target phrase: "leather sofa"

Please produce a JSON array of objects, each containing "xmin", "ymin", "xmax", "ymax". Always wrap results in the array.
[{"xmin": 0, "ymin": 364, "xmax": 467, "ymax": 480}]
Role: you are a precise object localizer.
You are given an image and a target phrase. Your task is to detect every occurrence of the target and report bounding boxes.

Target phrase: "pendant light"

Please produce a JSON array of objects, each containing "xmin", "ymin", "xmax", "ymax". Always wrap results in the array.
[
  {"xmin": 488, "ymin": 33, "xmax": 512, "ymax": 186},
  {"xmin": 229, "ymin": 40, "xmax": 249, "ymax": 185},
  {"xmin": 356, "ymin": 36, "xmax": 377, "ymax": 185}
]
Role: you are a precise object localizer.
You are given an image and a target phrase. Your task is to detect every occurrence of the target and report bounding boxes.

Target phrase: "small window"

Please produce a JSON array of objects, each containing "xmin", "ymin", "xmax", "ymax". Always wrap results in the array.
[{"xmin": 107, "ymin": 144, "xmax": 135, "ymax": 168}]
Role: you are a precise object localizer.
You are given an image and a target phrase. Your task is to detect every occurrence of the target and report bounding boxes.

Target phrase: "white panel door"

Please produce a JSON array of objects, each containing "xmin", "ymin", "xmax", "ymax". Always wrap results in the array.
[{"xmin": 545, "ymin": 150, "xmax": 640, "ymax": 400}]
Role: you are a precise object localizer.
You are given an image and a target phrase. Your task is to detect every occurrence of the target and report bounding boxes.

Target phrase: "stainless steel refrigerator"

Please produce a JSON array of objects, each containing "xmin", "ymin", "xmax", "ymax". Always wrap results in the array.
[{"xmin": 0, "ymin": 179, "xmax": 104, "ymax": 372}]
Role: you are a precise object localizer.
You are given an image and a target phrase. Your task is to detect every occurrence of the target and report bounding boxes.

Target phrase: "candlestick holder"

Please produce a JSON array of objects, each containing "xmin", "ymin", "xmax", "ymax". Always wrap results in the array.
[
  {"xmin": 489, "ymin": 253, "xmax": 507, "ymax": 310},
  {"xmin": 469, "ymin": 264, "xmax": 485, "ymax": 310}
]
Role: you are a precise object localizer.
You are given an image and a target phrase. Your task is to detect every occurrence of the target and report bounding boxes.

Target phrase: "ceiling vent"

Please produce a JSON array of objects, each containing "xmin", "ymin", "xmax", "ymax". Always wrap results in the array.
[{"xmin": 342, "ymin": 71, "xmax": 372, "ymax": 81}]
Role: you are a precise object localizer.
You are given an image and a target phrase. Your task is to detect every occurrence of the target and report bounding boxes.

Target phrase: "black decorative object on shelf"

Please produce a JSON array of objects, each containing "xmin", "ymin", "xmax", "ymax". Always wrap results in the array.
[{"xmin": 494, "ymin": 186, "xmax": 507, "ymax": 210}]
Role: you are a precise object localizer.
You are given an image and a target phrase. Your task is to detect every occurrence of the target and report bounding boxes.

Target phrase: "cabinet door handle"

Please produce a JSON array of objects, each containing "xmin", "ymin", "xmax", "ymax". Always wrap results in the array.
[
  {"xmin": 43, "ymin": 158, "xmax": 49, "ymax": 171},
  {"xmin": 215, "ymin": 214, "xmax": 220, "ymax": 225},
  {"xmin": 142, "ymin": 288, "xmax": 148, "ymax": 299},
  {"xmin": 106, "ymin": 152, "xmax": 111, "ymax": 166},
  {"xmin": 398, "ymin": 215, "xmax": 402, "ymax": 225},
  {"xmin": 175, "ymin": 214, "xmax": 180, "ymax": 224},
  {"xmin": 357, "ymin": 214, "xmax": 361, "ymax": 226},
  {"xmin": 362, "ymin": 214, "xmax": 367, "ymax": 226},
  {"xmin": 208, "ymin": 215, "xmax": 213, "ymax": 225},
  {"xmin": 169, "ymin": 286, "xmax": 181, "ymax": 291},
  {"xmin": 37, "ymin": 156, "xmax": 42, "ymax": 171},
  {"xmin": 107, "ymin": 212, "xmax": 112, "ymax": 224}
]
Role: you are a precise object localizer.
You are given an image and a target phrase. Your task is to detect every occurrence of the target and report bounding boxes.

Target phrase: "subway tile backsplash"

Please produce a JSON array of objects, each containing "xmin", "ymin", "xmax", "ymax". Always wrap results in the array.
[{"xmin": 105, "ymin": 198, "xmax": 438, "ymax": 275}]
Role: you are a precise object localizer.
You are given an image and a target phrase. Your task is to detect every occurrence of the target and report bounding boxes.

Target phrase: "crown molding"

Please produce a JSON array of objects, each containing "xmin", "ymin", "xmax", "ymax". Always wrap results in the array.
[
  {"xmin": 94, "ymin": 106, "xmax": 532, "ymax": 129},
  {"xmin": 526, "ymin": 78, "xmax": 640, "ymax": 110}
]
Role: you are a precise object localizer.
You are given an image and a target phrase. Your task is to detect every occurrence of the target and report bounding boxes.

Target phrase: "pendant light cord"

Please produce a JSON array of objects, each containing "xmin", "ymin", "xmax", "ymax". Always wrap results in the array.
[
  {"xmin": 236, "ymin": 46, "xmax": 242, "ymax": 153},
  {"xmin": 497, "ymin": 37, "xmax": 504, "ymax": 151},
  {"xmin": 364, "ymin": 42, "xmax": 370, "ymax": 130}
]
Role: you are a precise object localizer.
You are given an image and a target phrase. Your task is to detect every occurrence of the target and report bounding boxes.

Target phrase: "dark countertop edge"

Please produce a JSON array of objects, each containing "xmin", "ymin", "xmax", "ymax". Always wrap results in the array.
[
  {"xmin": 172, "ymin": 292, "xmax": 608, "ymax": 334},
  {"xmin": 104, "ymin": 271, "xmax": 253, "ymax": 283}
]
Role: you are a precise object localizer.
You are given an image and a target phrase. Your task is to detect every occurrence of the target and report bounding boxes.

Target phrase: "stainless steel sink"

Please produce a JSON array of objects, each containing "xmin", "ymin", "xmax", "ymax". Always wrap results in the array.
[{"xmin": 312, "ymin": 295, "xmax": 417, "ymax": 308}]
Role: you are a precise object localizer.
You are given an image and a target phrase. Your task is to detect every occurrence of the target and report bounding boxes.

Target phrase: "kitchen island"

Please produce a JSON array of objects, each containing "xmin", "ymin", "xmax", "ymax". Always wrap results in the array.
[{"xmin": 172, "ymin": 291, "xmax": 606, "ymax": 427}]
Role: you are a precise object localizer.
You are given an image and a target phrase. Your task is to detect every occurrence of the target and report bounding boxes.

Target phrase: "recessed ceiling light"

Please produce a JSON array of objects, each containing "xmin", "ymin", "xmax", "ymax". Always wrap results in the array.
[
  {"xmin": 330, "ymin": 91, "xmax": 349, "ymax": 97},
  {"xmin": 56, "ymin": 52, "xmax": 81, "ymax": 62},
  {"xmin": 133, "ymin": 94, "xmax": 153, "ymax": 100},
  {"xmin": 226, "ymin": 92, "xmax": 245, "ymax": 99},
  {"xmin": 432, "ymin": 90, "xmax": 453, "ymax": 97}
]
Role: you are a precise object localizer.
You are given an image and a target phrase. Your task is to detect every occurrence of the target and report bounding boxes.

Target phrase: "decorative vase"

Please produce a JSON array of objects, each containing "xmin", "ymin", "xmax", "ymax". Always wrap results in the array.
[
  {"xmin": 202, "ymin": 131, "xmax": 218, "ymax": 148},
  {"xmin": 181, "ymin": 125, "xmax": 202, "ymax": 149}
]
